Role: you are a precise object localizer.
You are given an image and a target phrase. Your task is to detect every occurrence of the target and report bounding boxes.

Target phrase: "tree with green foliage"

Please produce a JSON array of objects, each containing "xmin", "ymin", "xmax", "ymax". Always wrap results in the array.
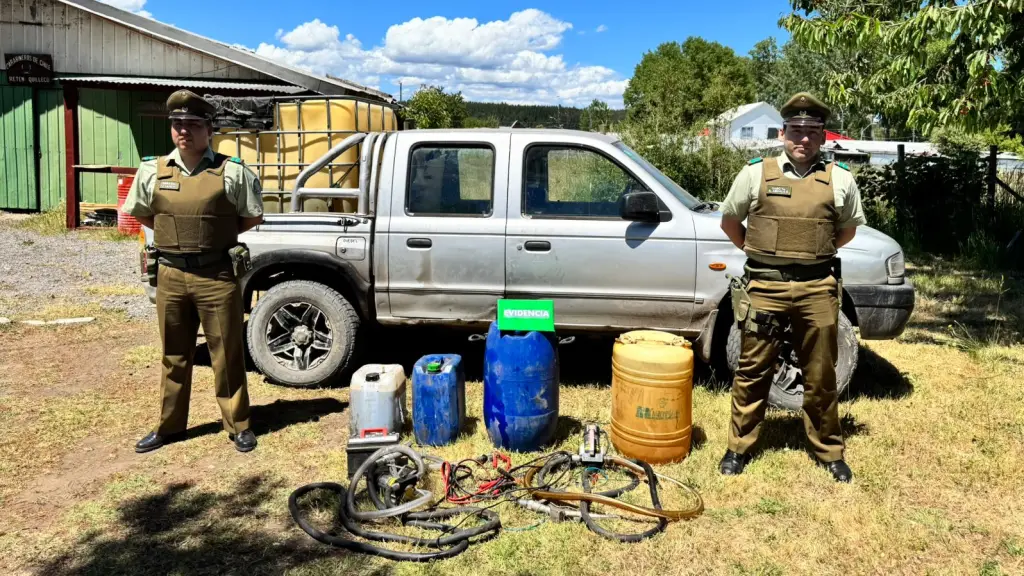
[
  {"xmin": 748, "ymin": 38, "xmax": 784, "ymax": 105},
  {"xmin": 463, "ymin": 116, "xmax": 500, "ymax": 128},
  {"xmin": 403, "ymin": 86, "xmax": 467, "ymax": 129},
  {"xmin": 623, "ymin": 37, "xmax": 756, "ymax": 130},
  {"xmin": 580, "ymin": 99, "xmax": 613, "ymax": 132},
  {"xmin": 748, "ymin": 37, "xmax": 877, "ymax": 137},
  {"xmin": 783, "ymin": 0, "xmax": 1024, "ymax": 134}
]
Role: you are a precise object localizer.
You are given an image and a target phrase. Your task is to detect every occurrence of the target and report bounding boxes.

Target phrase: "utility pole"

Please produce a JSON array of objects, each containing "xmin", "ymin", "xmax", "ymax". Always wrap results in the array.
[{"xmin": 399, "ymin": 82, "xmax": 403, "ymax": 102}]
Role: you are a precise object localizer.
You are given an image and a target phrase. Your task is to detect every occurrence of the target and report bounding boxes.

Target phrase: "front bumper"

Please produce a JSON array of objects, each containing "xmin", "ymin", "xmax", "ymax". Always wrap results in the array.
[{"xmin": 846, "ymin": 280, "xmax": 915, "ymax": 339}]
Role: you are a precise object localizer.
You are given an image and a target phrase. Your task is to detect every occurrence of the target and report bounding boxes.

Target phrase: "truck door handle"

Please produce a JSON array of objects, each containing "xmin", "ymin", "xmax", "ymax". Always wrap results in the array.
[
  {"xmin": 406, "ymin": 238, "xmax": 432, "ymax": 249},
  {"xmin": 524, "ymin": 241, "xmax": 551, "ymax": 252}
]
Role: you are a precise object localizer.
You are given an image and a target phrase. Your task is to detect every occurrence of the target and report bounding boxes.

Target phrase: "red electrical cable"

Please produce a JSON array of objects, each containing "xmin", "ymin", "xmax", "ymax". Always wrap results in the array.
[{"xmin": 441, "ymin": 452, "xmax": 514, "ymax": 504}]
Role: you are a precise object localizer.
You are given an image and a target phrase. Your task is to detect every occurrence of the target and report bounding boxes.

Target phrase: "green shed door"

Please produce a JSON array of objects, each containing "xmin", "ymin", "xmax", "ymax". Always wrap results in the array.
[
  {"xmin": 78, "ymin": 88, "xmax": 133, "ymax": 205},
  {"xmin": 0, "ymin": 84, "xmax": 38, "ymax": 210},
  {"xmin": 36, "ymin": 89, "xmax": 67, "ymax": 211},
  {"xmin": 78, "ymin": 88, "xmax": 171, "ymax": 205}
]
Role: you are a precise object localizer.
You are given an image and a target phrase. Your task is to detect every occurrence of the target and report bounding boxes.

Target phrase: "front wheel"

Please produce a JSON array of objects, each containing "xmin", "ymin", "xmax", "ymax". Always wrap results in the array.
[
  {"xmin": 724, "ymin": 312, "xmax": 858, "ymax": 412},
  {"xmin": 246, "ymin": 280, "xmax": 360, "ymax": 387}
]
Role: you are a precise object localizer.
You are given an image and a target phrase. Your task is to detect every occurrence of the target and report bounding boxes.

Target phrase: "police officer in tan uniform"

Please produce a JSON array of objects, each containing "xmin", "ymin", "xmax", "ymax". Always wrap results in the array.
[
  {"xmin": 122, "ymin": 89, "xmax": 264, "ymax": 453},
  {"xmin": 718, "ymin": 92, "xmax": 866, "ymax": 482}
]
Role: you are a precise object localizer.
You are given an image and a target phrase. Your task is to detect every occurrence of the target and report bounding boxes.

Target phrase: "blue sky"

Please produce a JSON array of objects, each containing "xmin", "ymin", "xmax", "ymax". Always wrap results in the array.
[{"xmin": 102, "ymin": 0, "xmax": 796, "ymax": 107}]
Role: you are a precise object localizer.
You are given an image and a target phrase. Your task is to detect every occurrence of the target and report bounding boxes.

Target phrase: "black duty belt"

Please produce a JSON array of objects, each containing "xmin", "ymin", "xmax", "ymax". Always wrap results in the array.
[
  {"xmin": 744, "ymin": 258, "xmax": 840, "ymax": 282},
  {"xmin": 158, "ymin": 251, "xmax": 230, "ymax": 270}
]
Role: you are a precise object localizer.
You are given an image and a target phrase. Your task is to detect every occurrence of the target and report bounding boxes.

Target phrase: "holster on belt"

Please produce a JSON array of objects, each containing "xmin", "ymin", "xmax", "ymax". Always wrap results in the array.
[
  {"xmin": 728, "ymin": 273, "xmax": 782, "ymax": 338},
  {"xmin": 228, "ymin": 243, "xmax": 252, "ymax": 279},
  {"xmin": 145, "ymin": 246, "xmax": 160, "ymax": 287}
]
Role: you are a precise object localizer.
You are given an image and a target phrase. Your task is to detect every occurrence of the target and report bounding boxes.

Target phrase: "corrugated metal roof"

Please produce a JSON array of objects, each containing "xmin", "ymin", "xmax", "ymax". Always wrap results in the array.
[
  {"xmin": 56, "ymin": 75, "xmax": 306, "ymax": 94},
  {"xmin": 58, "ymin": 0, "xmax": 396, "ymax": 103}
]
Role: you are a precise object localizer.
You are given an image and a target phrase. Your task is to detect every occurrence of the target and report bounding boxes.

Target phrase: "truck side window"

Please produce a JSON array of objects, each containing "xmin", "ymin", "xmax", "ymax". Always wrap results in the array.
[
  {"xmin": 523, "ymin": 145, "xmax": 647, "ymax": 218},
  {"xmin": 406, "ymin": 144, "xmax": 494, "ymax": 216}
]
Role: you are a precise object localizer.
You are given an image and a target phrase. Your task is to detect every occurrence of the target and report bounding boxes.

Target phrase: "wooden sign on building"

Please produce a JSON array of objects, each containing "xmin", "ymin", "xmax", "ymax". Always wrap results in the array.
[{"xmin": 4, "ymin": 54, "xmax": 54, "ymax": 85}]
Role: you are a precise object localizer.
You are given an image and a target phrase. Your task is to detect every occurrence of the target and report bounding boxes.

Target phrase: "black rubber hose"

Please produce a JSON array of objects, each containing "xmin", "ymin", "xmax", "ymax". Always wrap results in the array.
[
  {"xmin": 579, "ymin": 459, "xmax": 668, "ymax": 542},
  {"xmin": 287, "ymin": 482, "xmax": 470, "ymax": 562}
]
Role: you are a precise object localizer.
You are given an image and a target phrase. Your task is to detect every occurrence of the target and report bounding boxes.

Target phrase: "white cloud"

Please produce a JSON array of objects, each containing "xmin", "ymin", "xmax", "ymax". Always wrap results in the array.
[
  {"xmin": 252, "ymin": 10, "xmax": 626, "ymax": 107},
  {"xmin": 382, "ymin": 9, "xmax": 571, "ymax": 68},
  {"xmin": 596, "ymin": 24, "xmax": 608, "ymax": 33},
  {"xmin": 99, "ymin": 0, "xmax": 152, "ymax": 18}
]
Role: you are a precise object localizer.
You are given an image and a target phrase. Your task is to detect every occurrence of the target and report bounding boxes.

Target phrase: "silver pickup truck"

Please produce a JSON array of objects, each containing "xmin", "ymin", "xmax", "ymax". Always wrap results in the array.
[{"xmin": 141, "ymin": 128, "xmax": 914, "ymax": 410}]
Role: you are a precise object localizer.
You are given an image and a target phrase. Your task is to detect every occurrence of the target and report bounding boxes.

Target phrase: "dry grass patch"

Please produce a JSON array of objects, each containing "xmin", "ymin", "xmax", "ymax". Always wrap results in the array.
[
  {"xmin": 84, "ymin": 284, "xmax": 144, "ymax": 297},
  {"xmin": 13, "ymin": 203, "xmax": 67, "ymax": 236}
]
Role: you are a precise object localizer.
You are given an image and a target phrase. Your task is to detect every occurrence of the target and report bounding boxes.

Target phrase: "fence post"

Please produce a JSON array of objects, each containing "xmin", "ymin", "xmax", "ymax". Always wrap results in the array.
[
  {"xmin": 988, "ymin": 145, "xmax": 998, "ymax": 211},
  {"xmin": 896, "ymin": 144, "xmax": 905, "ymax": 191}
]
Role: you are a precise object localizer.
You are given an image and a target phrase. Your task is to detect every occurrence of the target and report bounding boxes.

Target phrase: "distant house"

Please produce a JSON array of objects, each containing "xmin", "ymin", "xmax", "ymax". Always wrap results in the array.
[{"xmin": 711, "ymin": 102, "xmax": 784, "ymax": 142}]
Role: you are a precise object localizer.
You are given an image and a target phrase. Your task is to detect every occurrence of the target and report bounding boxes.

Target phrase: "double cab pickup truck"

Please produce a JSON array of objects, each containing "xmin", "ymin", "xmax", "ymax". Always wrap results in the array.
[{"xmin": 141, "ymin": 128, "xmax": 915, "ymax": 410}]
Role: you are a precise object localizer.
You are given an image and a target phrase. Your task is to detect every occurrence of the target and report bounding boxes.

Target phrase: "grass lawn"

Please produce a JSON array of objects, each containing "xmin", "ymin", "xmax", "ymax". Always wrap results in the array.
[{"xmin": 1, "ymin": 260, "xmax": 1022, "ymax": 576}]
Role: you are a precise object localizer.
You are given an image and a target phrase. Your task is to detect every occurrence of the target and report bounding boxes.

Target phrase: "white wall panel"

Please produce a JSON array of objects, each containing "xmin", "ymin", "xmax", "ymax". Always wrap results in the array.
[{"xmin": 1, "ymin": 0, "xmax": 274, "ymax": 81}]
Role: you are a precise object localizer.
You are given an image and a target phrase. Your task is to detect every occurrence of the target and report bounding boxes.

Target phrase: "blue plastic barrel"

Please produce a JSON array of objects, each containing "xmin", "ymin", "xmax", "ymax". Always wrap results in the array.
[
  {"xmin": 483, "ymin": 322, "xmax": 559, "ymax": 451},
  {"xmin": 412, "ymin": 354, "xmax": 466, "ymax": 446}
]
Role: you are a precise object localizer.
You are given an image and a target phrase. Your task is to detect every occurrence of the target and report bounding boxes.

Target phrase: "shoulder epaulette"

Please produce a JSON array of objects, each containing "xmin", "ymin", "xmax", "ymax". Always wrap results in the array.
[
  {"xmin": 141, "ymin": 156, "xmax": 157, "ymax": 161},
  {"xmin": 748, "ymin": 157, "xmax": 763, "ymax": 165},
  {"xmin": 835, "ymin": 161, "xmax": 850, "ymax": 171}
]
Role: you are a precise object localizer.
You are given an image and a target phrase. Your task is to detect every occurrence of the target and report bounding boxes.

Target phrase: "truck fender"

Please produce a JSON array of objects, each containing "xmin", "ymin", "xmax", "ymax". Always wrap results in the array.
[{"xmin": 240, "ymin": 249, "xmax": 373, "ymax": 319}]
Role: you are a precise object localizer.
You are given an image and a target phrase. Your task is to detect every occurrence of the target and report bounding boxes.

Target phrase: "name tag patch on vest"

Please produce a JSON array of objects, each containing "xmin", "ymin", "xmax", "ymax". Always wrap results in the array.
[
  {"xmin": 159, "ymin": 181, "xmax": 181, "ymax": 191},
  {"xmin": 767, "ymin": 185, "xmax": 792, "ymax": 198}
]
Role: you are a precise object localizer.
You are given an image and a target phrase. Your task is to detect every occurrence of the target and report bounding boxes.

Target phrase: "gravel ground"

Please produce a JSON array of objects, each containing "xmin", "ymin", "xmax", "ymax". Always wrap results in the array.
[{"xmin": 0, "ymin": 214, "xmax": 155, "ymax": 321}]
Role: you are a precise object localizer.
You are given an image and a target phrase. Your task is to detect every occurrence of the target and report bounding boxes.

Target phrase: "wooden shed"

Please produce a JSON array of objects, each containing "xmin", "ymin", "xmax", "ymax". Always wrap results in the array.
[{"xmin": 0, "ymin": 0, "xmax": 393, "ymax": 226}]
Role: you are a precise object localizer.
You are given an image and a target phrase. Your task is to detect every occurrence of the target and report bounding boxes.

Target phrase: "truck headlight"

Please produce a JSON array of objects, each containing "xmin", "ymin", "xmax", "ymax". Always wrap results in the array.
[{"xmin": 886, "ymin": 252, "xmax": 905, "ymax": 278}]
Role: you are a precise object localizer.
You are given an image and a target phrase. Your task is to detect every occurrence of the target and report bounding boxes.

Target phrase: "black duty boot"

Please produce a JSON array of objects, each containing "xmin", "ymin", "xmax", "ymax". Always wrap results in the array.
[
  {"xmin": 231, "ymin": 429, "xmax": 257, "ymax": 453},
  {"xmin": 719, "ymin": 450, "xmax": 751, "ymax": 476},
  {"xmin": 135, "ymin": 431, "xmax": 183, "ymax": 453},
  {"xmin": 820, "ymin": 459, "xmax": 853, "ymax": 483}
]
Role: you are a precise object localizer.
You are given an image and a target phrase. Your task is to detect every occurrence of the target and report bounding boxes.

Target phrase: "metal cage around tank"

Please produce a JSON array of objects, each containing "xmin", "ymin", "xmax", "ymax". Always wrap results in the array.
[{"xmin": 208, "ymin": 95, "xmax": 399, "ymax": 215}]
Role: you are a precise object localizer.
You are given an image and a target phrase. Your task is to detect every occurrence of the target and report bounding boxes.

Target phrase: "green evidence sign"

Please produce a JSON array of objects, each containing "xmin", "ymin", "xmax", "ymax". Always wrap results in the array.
[{"xmin": 497, "ymin": 299, "xmax": 555, "ymax": 332}]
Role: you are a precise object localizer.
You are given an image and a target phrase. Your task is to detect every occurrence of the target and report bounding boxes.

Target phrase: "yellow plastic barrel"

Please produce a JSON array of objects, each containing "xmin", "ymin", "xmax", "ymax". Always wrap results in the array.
[{"xmin": 610, "ymin": 330, "xmax": 694, "ymax": 464}]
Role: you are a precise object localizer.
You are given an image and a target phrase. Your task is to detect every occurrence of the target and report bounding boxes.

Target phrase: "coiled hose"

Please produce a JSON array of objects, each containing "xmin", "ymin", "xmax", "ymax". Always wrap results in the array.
[
  {"xmin": 288, "ymin": 445, "xmax": 501, "ymax": 562},
  {"xmin": 580, "ymin": 458, "xmax": 667, "ymax": 542},
  {"xmin": 525, "ymin": 453, "xmax": 703, "ymax": 541}
]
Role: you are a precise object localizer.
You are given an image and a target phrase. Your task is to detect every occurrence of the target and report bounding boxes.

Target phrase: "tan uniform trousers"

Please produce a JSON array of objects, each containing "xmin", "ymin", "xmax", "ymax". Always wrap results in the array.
[
  {"xmin": 728, "ymin": 275, "xmax": 845, "ymax": 462},
  {"xmin": 155, "ymin": 261, "xmax": 250, "ymax": 436}
]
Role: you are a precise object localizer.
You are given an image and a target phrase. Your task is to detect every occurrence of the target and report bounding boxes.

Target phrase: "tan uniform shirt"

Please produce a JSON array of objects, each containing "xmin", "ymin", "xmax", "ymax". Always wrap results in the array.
[
  {"xmin": 720, "ymin": 153, "xmax": 866, "ymax": 265},
  {"xmin": 121, "ymin": 147, "xmax": 264, "ymax": 218}
]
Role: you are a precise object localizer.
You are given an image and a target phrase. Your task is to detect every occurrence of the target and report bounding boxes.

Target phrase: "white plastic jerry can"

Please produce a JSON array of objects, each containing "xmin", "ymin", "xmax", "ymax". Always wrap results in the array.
[{"xmin": 349, "ymin": 364, "xmax": 408, "ymax": 436}]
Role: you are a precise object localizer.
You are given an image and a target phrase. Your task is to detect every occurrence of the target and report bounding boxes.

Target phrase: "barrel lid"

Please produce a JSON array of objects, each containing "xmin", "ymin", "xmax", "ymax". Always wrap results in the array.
[
  {"xmin": 366, "ymin": 372, "xmax": 381, "ymax": 382},
  {"xmin": 616, "ymin": 330, "xmax": 691, "ymax": 348},
  {"xmin": 427, "ymin": 361, "xmax": 442, "ymax": 373}
]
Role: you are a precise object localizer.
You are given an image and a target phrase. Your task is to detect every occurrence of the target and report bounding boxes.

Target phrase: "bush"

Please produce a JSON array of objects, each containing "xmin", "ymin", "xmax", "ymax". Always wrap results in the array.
[
  {"xmin": 855, "ymin": 150, "xmax": 1024, "ymax": 270},
  {"xmin": 618, "ymin": 119, "xmax": 771, "ymax": 202}
]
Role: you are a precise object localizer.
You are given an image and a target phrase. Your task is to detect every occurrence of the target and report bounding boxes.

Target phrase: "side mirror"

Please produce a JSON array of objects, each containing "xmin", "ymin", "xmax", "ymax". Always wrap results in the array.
[{"xmin": 621, "ymin": 191, "xmax": 661, "ymax": 222}]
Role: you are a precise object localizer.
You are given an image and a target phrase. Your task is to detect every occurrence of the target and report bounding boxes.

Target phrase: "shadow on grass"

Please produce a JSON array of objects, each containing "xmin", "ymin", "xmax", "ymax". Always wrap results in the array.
[
  {"xmin": 35, "ymin": 475, "xmax": 386, "ymax": 576},
  {"xmin": 553, "ymin": 415, "xmax": 584, "ymax": 445},
  {"xmin": 754, "ymin": 413, "xmax": 868, "ymax": 456},
  {"xmin": 167, "ymin": 398, "xmax": 347, "ymax": 444},
  {"xmin": 692, "ymin": 425, "xmax": 708, "ymax": 451},
  {"xmin": 905, "ymin": 265, "xmax": 1024, "ymax": 347},
  {"xmin": 847, "ymin": 345, "xmax": 915, "ymax": 401}
]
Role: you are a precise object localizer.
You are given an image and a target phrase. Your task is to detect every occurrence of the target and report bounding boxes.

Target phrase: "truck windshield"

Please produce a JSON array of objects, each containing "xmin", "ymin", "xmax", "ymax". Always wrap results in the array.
[{"xmin": 613, "ymin": 141, "xmax": 701, "ymax": 210}]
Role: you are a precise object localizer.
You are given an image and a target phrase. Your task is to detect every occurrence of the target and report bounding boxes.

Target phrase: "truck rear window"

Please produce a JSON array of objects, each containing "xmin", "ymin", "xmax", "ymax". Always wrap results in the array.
[{"xmin": 406, "ymin": 145, "xmax": 494, "ymax": 216}]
